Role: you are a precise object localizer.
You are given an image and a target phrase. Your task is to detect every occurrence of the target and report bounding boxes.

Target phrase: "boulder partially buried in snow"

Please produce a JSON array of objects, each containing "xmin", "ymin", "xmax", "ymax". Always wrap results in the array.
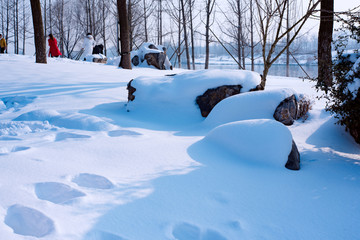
[
  {"xmin": 196, "ymin": 85, "xmax": 243, "ymax": 117},
  {"xmin": 127, "ymin": 69, "xmax": 261, "ymax": 118},
  {"xmin": 273, "ymin": 94, "xmax": 311, "ymax": 125},
  {"xmin": 204, "ymin": 88, "xmax": 298, "ymax": 128},
  {"xmin": 202, "ymin": 119, "xmax": 299, "ymax": 169}
]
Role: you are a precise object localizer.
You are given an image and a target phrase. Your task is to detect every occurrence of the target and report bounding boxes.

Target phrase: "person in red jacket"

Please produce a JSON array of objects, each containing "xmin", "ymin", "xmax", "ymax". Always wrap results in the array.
[{"xmin": 48, "ymin": 34, "xmax": 62, "ymax": 57}]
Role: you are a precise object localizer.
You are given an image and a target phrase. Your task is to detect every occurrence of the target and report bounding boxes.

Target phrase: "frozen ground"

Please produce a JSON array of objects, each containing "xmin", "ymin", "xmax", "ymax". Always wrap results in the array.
[{"xmin": 0, "ymin": 54, "xmax": 359, "ymax": 240}]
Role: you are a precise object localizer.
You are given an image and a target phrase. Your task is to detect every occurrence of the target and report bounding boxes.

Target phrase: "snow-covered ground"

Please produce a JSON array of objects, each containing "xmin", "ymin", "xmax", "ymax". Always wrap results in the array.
[{"xmin": 0, "ymin": 54, "xmax": 359, "ymax": 240}]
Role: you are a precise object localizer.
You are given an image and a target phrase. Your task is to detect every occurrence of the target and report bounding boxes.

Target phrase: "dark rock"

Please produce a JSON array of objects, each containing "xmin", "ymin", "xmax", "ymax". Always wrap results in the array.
[
  {"xmin": 144, "ymin": 52, "xmax": 166, "ymax": 70},
  {"xmin": 148, "ymin": 44, "xmax": 157, "ymax": 50},
  {"xmin": 285, "ymin": 140, "xmax": 300, "ymax": 170},
  {"xmin": 196, "ymin": 85, "xmax": 242, "ymax": 117},
  {"xmin": 92, "ymin": 57, "xmax": 107, "ymax": 63},
  {"xmin": 274, "ymin": 94, "xmax": 312, "ymax": 125},
  {"xmin": 132, "ymin": 55, "xmax": 140, "ymax": 66},
  {"xmin": 127, "ymin": 79, "xmax": 136, "ymax": 101},
  {"xmin": 273, "ymin": 95, "xmax": 297, "ymax": 125}
]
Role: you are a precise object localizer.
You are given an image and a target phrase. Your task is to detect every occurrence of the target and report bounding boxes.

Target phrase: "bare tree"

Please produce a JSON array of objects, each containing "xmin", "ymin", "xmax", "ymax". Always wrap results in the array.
[
  {"xmin": 204, "ymin": 0, "xmax": 215, "ymax": 69},
  {"xmin": 255, "ymin": 0, "xmax": 320, "ymax": 89},
  {"xmin": 117, "ymin": 0, "xmax": 131, "ymax": 69},
  {"xmin": 30, "ymin": 0, "xmax": 47, "ymax": 63},
  {"xmin": 249, "ymin": 0, "xmax": 254, "ymax": 71},
  {"xmin": 157, "ymin": 0, "xmax": 163, "ymax": 44},
  {"xmin": 221, "ymin": 0, "xmax": 247, "ymax": 69},
  {"xmin": 180, "ymin": 0, "xmax": 190, "ymax": 69},
  {"xmin": 318, "ymin": 0, "xmax": 334, "ymax": 92},
  {"xmin": 142, "ymin": 0, "xmax": 155, "ymax": 42},
  {"xmin": 189, "ymin": 0, "xmax": 196, "ymax": 69}
]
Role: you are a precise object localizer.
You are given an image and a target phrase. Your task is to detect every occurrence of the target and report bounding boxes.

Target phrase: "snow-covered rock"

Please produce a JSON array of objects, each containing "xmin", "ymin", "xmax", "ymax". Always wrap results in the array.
[
  {"xmin": 127, "ymin": 69, "xmax": 261, "ymax": 118},
  {"xmin": 204, "ymin": 88, "xmax": 297, "ymax": 128},
  {"xmin": 131, "ymin": 42, "xmax": 172, "ymax": 70},
  {"xmin": 202, "ymin": 119, "xmax": 294, "ymax": 168}
]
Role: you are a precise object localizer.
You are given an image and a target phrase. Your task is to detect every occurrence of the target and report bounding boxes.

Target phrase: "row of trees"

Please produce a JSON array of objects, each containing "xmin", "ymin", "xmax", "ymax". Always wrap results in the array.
[
  {"xmin": 1, "ymin": 1, "xmax": 321, "ymax": 69},
  {"xmin": 1, "ymin": 0, "xmax": 348, "ymax": 93}
]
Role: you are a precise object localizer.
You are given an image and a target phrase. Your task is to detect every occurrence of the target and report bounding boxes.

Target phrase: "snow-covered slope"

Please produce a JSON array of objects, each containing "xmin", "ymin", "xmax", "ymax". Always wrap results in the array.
[{"xmin": 0, "ymin": 54, "xmax": 359, "ymax": 240}]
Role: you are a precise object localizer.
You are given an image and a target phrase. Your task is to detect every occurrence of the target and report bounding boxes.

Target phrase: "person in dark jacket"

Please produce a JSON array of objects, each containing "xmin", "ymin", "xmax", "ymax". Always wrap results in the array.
[{"xmin": 48, "ymin": 34, "xmax": 62, "ymax": 57}]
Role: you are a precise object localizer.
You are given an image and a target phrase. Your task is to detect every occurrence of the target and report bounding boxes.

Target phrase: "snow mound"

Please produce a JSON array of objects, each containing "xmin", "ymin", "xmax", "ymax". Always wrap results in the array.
[
  {"xmin": 4, "ymin": 204, "xmax": 55, "ymax": 237},
  {"xmin": 0, "ymin": 121, "xmax": 53, "ymax": 136},
  {"xmin": 204, "ymin": 88, "xmax": 297, "ymax": 128},
  {"xmin": 202, "ymin": 119, "xmax": 293, "ymax": 168},
  {"xmin": 14, "ymin": 109, "xmax": 115, "ymax": 131},
  {"xmin": 128, "ymin": 69, "xmax": 260, "ymax": 113},
  {"xmin": 72, "ymin": 173, "xmax": 114, "ymax": 189},
  {"xmin": 35, "ymin": 182, "xmax": 86, "ymax": 204}
]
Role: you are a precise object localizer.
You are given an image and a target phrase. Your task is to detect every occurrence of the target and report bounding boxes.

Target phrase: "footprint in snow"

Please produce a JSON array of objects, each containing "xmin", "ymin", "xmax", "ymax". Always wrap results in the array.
[
  {"xmin": 0, "ymin": 136, "xmax": 22, "ymax": 141},
  {"xmin": 172, "ymin": 222, "xmax": 201, "ymax": 240},
  {"xmin": 55, "ymin": 132, "xmax": 91, "ymax": 142},
  {"xmin": 85, "ymin": 230, "xmax": 127, "ymax": 240},
  {"xmin": 4, "ymin": 204, "xmax": 55, "ymax": 238},
  {"xmin": 12, "ymin": 146, "xmax": 30, "ymax": 152},
  {"xmin": 0, "ymin": 146, "xmax": 30, "ymax": 155},
  {"xmin": 72, "ymin": 173, "xmax": 114, "ymax": 189},
  {"xmin": 172, "ymin": 222, "xmax": 227, "ymax": 240},
  {"xmin": 108, "ymin": 130, "xmax": 142, "ymax": 137},
  {"xmin": 35, "ymin": 182, "xmax": 86, "ymax": 204}
]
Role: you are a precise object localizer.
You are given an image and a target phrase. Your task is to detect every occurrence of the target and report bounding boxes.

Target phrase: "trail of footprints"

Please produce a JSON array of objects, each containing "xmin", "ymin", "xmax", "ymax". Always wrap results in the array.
[
  {"xmin": 4, "ymin": 173, "xmax": 114, "ymax": 238},
  {"xmin": 2, "ymin": 128, "xmax": 229, "ymax": 239}
]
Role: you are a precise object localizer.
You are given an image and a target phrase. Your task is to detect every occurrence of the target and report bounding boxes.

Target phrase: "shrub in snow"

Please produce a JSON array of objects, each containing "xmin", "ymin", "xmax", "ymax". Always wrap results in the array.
[
  {"xmin": 326, "ymin": 18, "xmax": 360, "ymax": 144},
  {"xmin": 202, "ymin": 119, "xmax": 300, "ymax": 170},
  {"xmin": 127, "ymin": 69, "xmax": 261, "ymax": 117}
]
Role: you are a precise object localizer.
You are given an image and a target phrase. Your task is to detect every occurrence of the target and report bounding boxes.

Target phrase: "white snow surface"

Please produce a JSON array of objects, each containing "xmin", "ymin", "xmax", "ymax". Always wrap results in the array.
[{"xmin": 0, "ymin": 54, "xmax": 360, "ymax": 240}]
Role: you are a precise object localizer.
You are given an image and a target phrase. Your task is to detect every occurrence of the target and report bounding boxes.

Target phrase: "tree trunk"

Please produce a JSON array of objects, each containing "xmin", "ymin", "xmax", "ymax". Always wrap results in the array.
[
  {"xmin": 286, "ymin": 0, "xmax": 290, "ymax": 77},
  {"xmin": 128, "ymin": 0, "xmax": 133, "ymax": 51},
  {"xmin": 177, "ymin": 0, "xmax": 182, "ymax": 68},
  {"xmin": 22, "ymin": 0, "xmax": 26, "ymax": 54},
  {"xmin": 205, "ymin": 1, "xmax": 210, "ymax": 69},
  {"xmin": 189, "ymin": 0, "xmax": 196, "ymax": 70},
  {"xmin": 180, "ymin": 0, "xmax": 190, "ymax": 69},
  {"xmin": 117, "ymin": 0, "xmax": 132, "ymax": 69},
  {"xmin": 43, "ymin": 0, "xmax": 46, "ymax": 37},
  {"xmin": 143, "ymin": 0, "xmax": 148, "ymax": 42},
  {"xmin": 250, "ymin": 0, "xmax": 254, "ymax": 71},
  {"xmin": 205, "ymin": 0, "xmax": 215, "ymax": 69},
  {"xmin": 318, "ymin": 0, "xmax": 334, "ymax": 92},
  {"xmin": 102, "ymin": 0, "xmax": 107, "ymax": 56},
  {"xmin": 30, "ymin": 0, "xmax": 47, "ymax": 63},
  {"xmin": 49, "ymin": 0, "xmax": 52, "ymax": 33},
  {"xmin": 237, "ymin": 0, "xmax": 241, "ymax": 69}
]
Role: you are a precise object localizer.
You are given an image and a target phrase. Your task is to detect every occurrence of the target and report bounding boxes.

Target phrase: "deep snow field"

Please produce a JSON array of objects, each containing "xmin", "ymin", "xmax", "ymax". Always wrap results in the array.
[{"xmin": 0, "ymin": 54, "xmax": 360, "ymax": 240}]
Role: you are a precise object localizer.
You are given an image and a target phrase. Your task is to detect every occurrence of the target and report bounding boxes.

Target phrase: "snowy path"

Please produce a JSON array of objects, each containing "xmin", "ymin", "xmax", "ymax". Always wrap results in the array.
[{"xmin": 0, "ymin": 55, "xmax": 360, "ymax": 240}]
